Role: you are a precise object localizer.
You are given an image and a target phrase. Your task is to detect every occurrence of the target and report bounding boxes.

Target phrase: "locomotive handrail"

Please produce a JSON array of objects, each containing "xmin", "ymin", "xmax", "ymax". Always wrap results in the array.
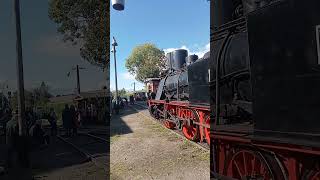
[
  {"xmin": 211, "ymin": 17, "xmax": 246, "ymax": 37},
  {"xmin": 215, "ymin": 31, "xmax": 232, "ymax": 129},
  {"xmin": 209, "ymin": 69, "xmax": 249, "ymax": 86},
  {"xmin": 212, "ymin": 17, "xmax": 246, "ymax": 32}
]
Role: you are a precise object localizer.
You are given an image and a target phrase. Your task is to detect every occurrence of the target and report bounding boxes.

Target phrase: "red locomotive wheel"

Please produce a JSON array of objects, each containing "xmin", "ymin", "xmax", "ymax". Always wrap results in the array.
[
  {"xmin": 204, "ymin": 116, "xmax": 210, "ymax": 144},
  {"xmin": 303, "ymin": 169, "xmax": 320, "ymax": 180},
  {"xmin": 309, "ymin": 171, "xmax": 320, "ymax": 180},
  {"xmin": 163, "ymin": 120, "xmax": 175, "ymax": 129},
  {"xmin": 182, "ymin": 121, "xmax": 199, "ymax": 141},
  {"xmin": 225, "ymin": 150, "xmax": 275, "ymax": 180}
]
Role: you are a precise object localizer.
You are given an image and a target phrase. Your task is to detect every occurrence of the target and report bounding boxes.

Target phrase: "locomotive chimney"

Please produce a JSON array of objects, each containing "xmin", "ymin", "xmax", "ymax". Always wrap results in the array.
[
  {"xmin": 186, "ymin": 54, "xmax": 199, "ymax": 65},
  {"xmin": 173, "ymin": 49, "xmax": 188, "ymax": 70}
]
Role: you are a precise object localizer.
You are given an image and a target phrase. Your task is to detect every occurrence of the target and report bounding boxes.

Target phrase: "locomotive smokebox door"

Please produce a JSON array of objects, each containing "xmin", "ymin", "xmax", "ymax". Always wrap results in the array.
[{"xmin": 247, "ymin": 0, "xmax": 320, "ymax": 147}]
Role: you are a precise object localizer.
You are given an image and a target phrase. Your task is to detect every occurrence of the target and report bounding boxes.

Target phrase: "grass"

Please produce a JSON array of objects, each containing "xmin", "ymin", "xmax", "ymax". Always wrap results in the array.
[
  {"xmin": 110, "ymin": 163, "xmax": 129, "ymax": 176},
  {"xmin": 179, "ymin": 139, "xmax": 194, "ymax": 150},
  {"xmin": 110, "ymin": 134, "xmax": 121, "ymax": 144}
]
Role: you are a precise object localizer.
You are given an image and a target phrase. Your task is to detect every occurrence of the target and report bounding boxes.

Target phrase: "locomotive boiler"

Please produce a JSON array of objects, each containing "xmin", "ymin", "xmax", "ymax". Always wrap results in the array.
[{"xmin": 155, "ymin": 49, "xmax": 210, "ymax": 105}]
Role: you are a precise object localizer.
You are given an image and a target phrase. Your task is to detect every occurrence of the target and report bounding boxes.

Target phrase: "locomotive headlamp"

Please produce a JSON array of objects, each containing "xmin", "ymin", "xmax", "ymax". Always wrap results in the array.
[{"xmin": 112, "ymin": 0, "xmax": 125, "ymax": 11}]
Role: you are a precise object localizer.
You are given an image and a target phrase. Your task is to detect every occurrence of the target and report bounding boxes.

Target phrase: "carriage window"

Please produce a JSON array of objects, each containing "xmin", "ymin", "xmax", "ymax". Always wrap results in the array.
[{"xmin": 316, "ymin": 25, "xmax": 320, "ymax": 65}]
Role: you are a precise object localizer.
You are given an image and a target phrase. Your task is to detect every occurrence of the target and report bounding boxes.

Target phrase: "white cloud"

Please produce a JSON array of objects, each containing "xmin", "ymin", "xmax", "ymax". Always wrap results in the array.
[
  {"xmin": 163, "ymin": 43, "xmax": 210, "ymax": 58},
  {"xmin": 121, "ymin": 72, "xmax": 136, "ymax": 80}
]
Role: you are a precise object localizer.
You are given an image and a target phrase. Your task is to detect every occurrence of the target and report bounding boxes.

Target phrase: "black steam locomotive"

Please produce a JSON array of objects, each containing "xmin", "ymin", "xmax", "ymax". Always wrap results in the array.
[
  {"xmin": 211, "ymin": 0, "xmax": 320, "ymax": 179},
  {"xmin": 155, "ymin": 49, "xmax": 210, "ymax": 105},
  {"xmin": 211, "ymin": 0, "xmax": 320, "ymax": 141},
  {"xmin": 148, "ymin": 49, "xmax": 211, "ymax": 144}
]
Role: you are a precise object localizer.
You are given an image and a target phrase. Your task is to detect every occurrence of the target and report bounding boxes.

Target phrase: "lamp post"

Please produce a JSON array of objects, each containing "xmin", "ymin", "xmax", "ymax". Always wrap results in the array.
[
  {"xmin": 111, "ymin": 37, "xmax": 119, "ymax": 114},
  {"xmin": 14, "ymin": 0, "xmax": 26, "ymax": 137},
  {"xmin": 132, "ymin": 82, "xmax": 135, "ymax": 94},
  {"xmin": 71, "ymin": 65, "xmax": 85, "ymax": 96},
  {"xmin": 111, "ymin": 0, "xmax": 125, "ymax": 11},
  {"xmin": 13, "ymin": 0, "xmax": 31, "ymax": 178}
]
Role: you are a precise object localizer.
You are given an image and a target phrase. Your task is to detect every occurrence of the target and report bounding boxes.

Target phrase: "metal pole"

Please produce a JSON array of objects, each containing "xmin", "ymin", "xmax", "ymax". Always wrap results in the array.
[
  {"xmin": 14, "ymin": 0, "xmax": 26, "ymax": 136},
  {"xmin": 133, "ymin": 82, "xmax": 135, "ymax": 93},
  {"xmin": 13, "ymin": 1, "xmax": 32, "ymax": 176},
  {"xmin": 104, "ymin": 0, "xmax": 108, "ymax": 90},
  {"xmin": 112, "ymin": 37, "xmax": 119, "ymax": 107},
  {"xmin": 76, "ymin": 65, "xmax": 81, "ymax": 95},
  {"xmin": 103, "ymin": 0, "xmax": 109, "ymax": 121}
]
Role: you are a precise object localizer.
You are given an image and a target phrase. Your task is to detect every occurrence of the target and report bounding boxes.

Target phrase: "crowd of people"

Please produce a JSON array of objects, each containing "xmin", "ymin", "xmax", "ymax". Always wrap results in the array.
[
  {"xmin": 0, "ymin": 98, "xmax": 107, "ymax": 172},
  {"xmin": 78, "ymin": 102, "xmax": 98, "ymax": 125},
  {"xmin": 0, "ymin": 103, "xmax": 83, "ymax": 147}
]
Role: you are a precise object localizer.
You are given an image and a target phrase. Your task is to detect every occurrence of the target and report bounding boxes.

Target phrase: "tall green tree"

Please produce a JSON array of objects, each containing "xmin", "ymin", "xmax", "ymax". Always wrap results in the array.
[
  {"xmin": 119, "ymin": 88, "xmax": 127, "ymax": 97},
  {"xmin": 48, "ymin": 0, "xmax": 109, "ymax": 68},
  {"xmin": 112, "ymin": 88, "xmax": 127, "ymax": 98},
  {"xmin": 125, "ymin": 43, "xmax": 165, "ymax": 83},
  {"xmin": 11, "ymin": 82, "xmax": 53, "ymax": 108}
]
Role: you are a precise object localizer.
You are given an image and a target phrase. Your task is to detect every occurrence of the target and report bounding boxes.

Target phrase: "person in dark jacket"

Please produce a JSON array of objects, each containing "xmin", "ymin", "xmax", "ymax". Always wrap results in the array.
[
  {"xmin": 70, "ymin": 105, "xmax": 78, "ymax": 136},
  {"xmin": 30, "ymin": 120, "xmax": 50, "ymax": 146},
  {"xmin": 0, "ymin": 108, "xmax": 11, "ymax": 139},
  {"xmin": 62, "ymin": 104, "xmax": 72, "ymax": 137},
  {"xmin": 6, "ymin": 110, "xmax": 19, "ymax": 168},
  {"xmin": 129, "ymin": 95, "xmax": 134, "ymax": 105},
  {"xmin": 151, "ymin": 92, "xmax": 156, "ymax": 99},
  {"xmin": 48, "ymin": 108, "xmax": 57, "ymax": 136}
]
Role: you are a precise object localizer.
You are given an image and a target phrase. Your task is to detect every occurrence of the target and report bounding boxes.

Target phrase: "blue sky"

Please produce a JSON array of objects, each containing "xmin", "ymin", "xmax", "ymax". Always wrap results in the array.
[
  {"xmin": 0, "ymin": 1, "xmax": 106, "ymax": 95},
  {"xmin": 110, "ymin": 0, "xmax": 210, "ymax": 91}
]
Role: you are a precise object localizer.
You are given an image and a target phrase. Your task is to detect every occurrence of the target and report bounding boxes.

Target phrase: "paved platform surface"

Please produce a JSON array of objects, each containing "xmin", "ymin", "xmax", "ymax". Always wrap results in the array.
[
  {"xmin": 0, "ymin": 125, "xmax": 109, "ymax": 180},
  {"xmin": 110, "ymin": 105, "xmax": 209, "ymax": 180}
]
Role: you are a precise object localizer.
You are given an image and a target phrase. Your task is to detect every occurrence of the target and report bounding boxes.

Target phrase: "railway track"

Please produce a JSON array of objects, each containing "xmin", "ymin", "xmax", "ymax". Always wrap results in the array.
[
  {"xmin": 57, "ymin": 131, "xmax": 109, "ymax": 172},
  {"xmin": 131, "ymin": 102, "xmax": 209, "ymax": 151}
]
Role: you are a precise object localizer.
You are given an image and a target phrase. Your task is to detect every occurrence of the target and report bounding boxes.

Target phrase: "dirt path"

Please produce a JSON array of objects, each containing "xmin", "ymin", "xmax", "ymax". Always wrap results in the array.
[{"xmin": 110, "ymin": 107, "xmax": 209, "ymax": 180}]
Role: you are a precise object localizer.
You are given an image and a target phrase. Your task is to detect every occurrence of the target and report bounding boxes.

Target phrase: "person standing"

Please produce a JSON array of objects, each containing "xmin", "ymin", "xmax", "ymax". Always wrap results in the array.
[
  {"xmin": 129, "ymin": 95, "xmax": 132, "ymax": 105},
  {"xmin": 6, "ymin": 110, "xmax": 19, "ymax": 169},
  {"xmin": 62, "ymin": 104, "xmax": 71, "ymax": 137},
  {"xmin": 70, "ymin": 105, "xmax": 78, "ymax": 136},
  {"xmin": 48, "ymin": 108, "xmax": 57, "ymax": 136}
]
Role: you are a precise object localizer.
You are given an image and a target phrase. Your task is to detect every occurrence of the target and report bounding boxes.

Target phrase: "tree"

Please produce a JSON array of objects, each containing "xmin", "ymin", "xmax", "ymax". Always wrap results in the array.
[
  {"xmin": 33, "ymin": 81, "xmax": 53, "ymax": 106},
  {"xmin": 112, "ymin": 88, "xmax": 126, "ymax": 98},
  {"xmin": 48, "ymin": 0, "xmax": 109, "ymax": 68},
  {"xmin": 125, "ymin": 43, "xmax": 166, "ymax": 83},
  {"xmin": 11, "ymin": 82, "xmax": 53, "ymax": 109},
  {"xmin": 118, "ymin": 88, "xmax": 126, "ymax": 97}
]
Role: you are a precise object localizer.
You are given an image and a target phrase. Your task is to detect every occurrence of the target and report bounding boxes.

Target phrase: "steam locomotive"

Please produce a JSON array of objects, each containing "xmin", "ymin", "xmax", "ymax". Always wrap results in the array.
[
  {"xmin": 211, "ymin": 0, "xmax": 320, "ymax": 179},
  {"xmin": 148, "ymin": 49, "xmax": 211, "ymax": 144},
  {"xmin": 154, "ymin": 49, "xmax": 210, "ymax": 103}
]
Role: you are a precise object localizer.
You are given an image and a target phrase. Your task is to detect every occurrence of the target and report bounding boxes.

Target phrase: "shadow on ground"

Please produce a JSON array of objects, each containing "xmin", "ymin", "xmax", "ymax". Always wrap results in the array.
[{"xmin": 110, "ymin": 106, "xmax": 141, "ymax": 137}]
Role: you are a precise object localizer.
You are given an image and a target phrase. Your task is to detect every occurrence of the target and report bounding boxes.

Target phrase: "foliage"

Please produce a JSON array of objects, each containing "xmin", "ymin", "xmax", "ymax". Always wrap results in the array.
[
  {"xmin": 125, "ymin": 43, "xmax": 166, "ymax": 83},
  {"xmin": 112, "ymin": 88, "xmax": 127, "ymax": 98},
  {"xmin": 10, "ymin": 82, "xmax": 53, "ymax": 109},
  {"xmin": 48, "ymin": 0, "xmax": 109, "ymax": 68}
]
